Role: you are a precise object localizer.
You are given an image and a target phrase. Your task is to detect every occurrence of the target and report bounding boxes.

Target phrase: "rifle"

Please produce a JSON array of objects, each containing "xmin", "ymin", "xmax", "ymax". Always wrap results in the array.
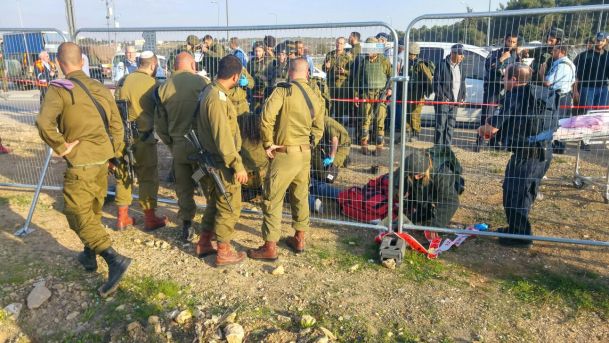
[
  {"xmin": 115, "ymin": 100, "xmax": 137, "ymax": 185},
  {"xmin": 184, "ymin": 129, "xmax": 233, "ymax": 212}
]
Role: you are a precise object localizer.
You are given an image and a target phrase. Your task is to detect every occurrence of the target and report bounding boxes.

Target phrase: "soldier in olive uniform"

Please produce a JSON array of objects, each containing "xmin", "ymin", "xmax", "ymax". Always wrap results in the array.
[
  {"xmin": 405, "ymin": 42, "xmax": 434, "ymax": 141},
  {"xmin": 351, "ymin": 37, "xmax": 392, "ymax": 154},
  {"xmin": 312, "ymin": 116, "xmax": 351, "ymax": 181},
  {"xmin": 194, "ymin": 55, "xmax": 249, "ymax": 266},
  {"xmin": 269, "ymin": 44, "xmax": 292, "ymax": 87},
  {"xmin": 226, "ymin": 67, "xmax": 254, "ymax": 117},
  {"xmin": 167, "ymin": 35, "xmax": 199, "ymax": 72},
  {"xmin": 201, "ymin": 34, "xmax": 226, "ymax": 78},
  {"xmin": 248, "ymin": 58, "xmax": 325, "ymax": 260},
  {"xmin": 113, "ymin": 51, "xmax": 167, "ymax": 231},
  {"xmin": 323, "ymin": 37, "xmax": 352, "ymax": 119},
  {"xmin": 36, "ymin": 42, "xmax": 131, "ymax": 298},
  {"xmin": 237, "ymin": 113, "xmax": 269, "ymax": 195},
  {"xmin": 155, "ymin": 52, "xmax": 210, "ymax": 241},
  {"xmin": 247, "ymin": 41, "xmax": 274, "ymax": 114}
]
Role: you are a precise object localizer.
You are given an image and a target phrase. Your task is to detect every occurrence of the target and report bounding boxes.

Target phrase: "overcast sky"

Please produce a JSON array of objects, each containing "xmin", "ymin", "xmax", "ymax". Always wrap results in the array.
[{"xmin": 0, "ymin": 0, "xmax": 506, "ymax": 31}]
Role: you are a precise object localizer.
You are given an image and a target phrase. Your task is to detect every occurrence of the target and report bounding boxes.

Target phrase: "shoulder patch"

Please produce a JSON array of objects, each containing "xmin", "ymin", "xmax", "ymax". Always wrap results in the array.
[
  {"xmin": 218, "ymin": 90, "xmax": 227, "ymax": 101},
  {"xmin": 276, "ymin": 82, "xmax": 291, "ymax": 88}
]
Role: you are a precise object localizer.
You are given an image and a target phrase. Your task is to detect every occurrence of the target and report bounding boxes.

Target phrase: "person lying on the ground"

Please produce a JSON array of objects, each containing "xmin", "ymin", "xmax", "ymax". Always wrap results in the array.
[{"xmin": 311, "ymin": 149, "xmax": 460, "ymax": 230}]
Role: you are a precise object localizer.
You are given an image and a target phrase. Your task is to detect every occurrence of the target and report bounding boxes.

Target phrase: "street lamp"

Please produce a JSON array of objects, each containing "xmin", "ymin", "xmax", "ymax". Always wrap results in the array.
[
  {"xmin": 211, "ymin": 1, "xmax": 220, "ymax": 26},
  {"xmin": 269, "ymin": 12, "xmax": 278, "ymax": 25}
]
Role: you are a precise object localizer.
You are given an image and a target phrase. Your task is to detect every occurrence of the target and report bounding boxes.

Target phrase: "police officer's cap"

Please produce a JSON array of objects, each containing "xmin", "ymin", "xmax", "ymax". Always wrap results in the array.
[
  {"xmin": 403, "ymin": 150, "xmax": 431, "ymax": 175},
  {"xmin": 595, "ymin": 32, "xmax": 608, "ymax": 41},
  {"xmin": 409, "ymin": 42, "xmax": 420, "ymax": 55},
  {"xmin": 451, "ymin": 44, "xmax": 464, "ymax": 55},
  {"xmin": 376, "ymin": 32, "xmax": 390, "ymax": 40}
]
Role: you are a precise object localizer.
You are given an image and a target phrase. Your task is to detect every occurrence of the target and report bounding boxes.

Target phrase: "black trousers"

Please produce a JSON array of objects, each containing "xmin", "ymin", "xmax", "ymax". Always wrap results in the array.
[{"xmin": 502, "ymin": 149, "xmax": 552, "ymax": 235}]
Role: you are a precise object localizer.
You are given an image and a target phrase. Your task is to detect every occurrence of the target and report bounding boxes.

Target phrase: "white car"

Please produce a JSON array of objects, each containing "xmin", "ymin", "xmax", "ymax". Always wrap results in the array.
[{"xmin": 414, "ymin": 42, "xmax": 489, "ymax": 123}]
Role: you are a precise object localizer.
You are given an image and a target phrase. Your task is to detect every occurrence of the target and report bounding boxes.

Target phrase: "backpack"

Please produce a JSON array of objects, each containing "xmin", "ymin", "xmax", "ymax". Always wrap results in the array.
[
  {"xmin": 427, "ymin": 146, "xmax": 465, "ymax": 195},
  {"xmin": 337, "ymin": 174, "xmax": 398, "ymax": 222}
]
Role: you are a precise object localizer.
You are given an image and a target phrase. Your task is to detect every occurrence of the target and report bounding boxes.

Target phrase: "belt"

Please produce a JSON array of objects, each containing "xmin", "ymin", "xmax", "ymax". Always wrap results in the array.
[{"xmin": 275, "ymin": 144, "xmax": 310, "ymax": 153}]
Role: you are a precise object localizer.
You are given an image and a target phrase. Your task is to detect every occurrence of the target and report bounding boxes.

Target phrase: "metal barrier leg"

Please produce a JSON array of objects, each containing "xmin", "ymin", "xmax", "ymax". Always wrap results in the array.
[{"xmin": 14, "ymin": 147, "xmax": 53, "ymax": 237}]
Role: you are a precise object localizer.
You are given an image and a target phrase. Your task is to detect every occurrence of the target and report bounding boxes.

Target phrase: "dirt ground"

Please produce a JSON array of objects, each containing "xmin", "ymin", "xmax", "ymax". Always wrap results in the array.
[{"xmin": 1, "ymin": 100, "xmax": 609, "ymax": 342}]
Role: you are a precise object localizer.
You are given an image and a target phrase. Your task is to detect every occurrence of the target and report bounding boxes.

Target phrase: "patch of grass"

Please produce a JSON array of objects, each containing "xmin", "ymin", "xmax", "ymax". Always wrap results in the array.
[
  {"xmin": 490, "ymin": 166, "xmax": 503, "ymax": 174},
  {"xmin": 553, "ymin": 156, "xmax": 569, "ymax": 164},
  {"xmin": 9, "ymin": 194, "xmax": 34, "ymax": 208},
  {"xmin": 61, "ymin": 332, "xmax": 104, "ymax": 343},
  {"xmin": 0, "ymin": 262, "xmax": 38, "ymax": 285},
  {"xmin": 0, "ymin": 197, "xmax": 9, "ymax": 206},
  {"xmin": 115, "ymin": 276, "xmax": 196, "ymax": 321},
  {"xmin": 307, "ymin": 242, "xmax": 380, "ymax": 271},
  {"xmin": 505, "ymin": 270, "xmax": 609, "ymax": 317},
  {"xmin": 399, "ymin": 250, "xmax": 445, "ymax": 282}
]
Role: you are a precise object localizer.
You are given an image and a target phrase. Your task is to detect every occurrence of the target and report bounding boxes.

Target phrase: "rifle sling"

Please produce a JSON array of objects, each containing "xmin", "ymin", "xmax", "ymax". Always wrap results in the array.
[
  {"xmin": 69, "ymin": 77, "xmax": 116, "ymax": 155},
  {"xmin": 291, "ymin": 81, "xmax": 315, "ymax": 119}
]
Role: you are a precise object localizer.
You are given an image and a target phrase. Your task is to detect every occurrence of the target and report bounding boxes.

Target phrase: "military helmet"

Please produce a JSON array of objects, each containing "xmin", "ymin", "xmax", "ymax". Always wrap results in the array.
[
  {"xmin": 365, "ymin": 37, "xmax": 378, "ymax": 43},
  {"xmin": 186, "ymin": 35, "xmax": 199, "ymax": 46},
  {"xmin": 408, "ymin": 42, "xmax": 420, "ymax": 55}
]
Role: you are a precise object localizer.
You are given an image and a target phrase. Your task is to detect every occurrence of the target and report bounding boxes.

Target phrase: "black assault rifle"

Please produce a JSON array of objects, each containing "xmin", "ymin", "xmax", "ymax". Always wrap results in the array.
[
  {"xmin": 115, "ymin": 100, "xmax": 137, "ymax": 184},
  {"xmin": 184, "ymin": 129, "xmax": 233, "ymax": 212}
]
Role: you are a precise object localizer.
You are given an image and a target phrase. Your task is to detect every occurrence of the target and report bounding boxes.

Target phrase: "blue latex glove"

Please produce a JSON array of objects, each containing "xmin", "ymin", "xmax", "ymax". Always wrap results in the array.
[
  {"xmin": 238, "ymin": 74, "xmax": 249, "ymax": 87},
  {"xmin": 323, "ymin": 157, "xmax": 334, "ymax": 167}
]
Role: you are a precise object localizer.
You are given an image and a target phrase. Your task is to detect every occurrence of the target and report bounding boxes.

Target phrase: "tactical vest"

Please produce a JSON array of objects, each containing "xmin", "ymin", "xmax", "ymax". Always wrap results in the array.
[{"xmin": 363, "ymin": 58, "xmax": 387, "ymax": 90}]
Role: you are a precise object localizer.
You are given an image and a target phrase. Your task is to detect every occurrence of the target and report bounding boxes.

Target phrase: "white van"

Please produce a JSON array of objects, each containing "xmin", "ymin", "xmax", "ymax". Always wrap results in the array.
[{"xmin": 413, "ymin": 42, "xmax": 489, "ymax": 123}]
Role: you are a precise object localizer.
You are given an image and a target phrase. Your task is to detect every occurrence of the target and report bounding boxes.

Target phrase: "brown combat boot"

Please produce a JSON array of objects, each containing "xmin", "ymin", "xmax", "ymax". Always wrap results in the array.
[
  {"xmin": 286, "ymin": 231, "xmax": 305, "ymax": 253},
  {"xmin": 374, "ymin": 135, "xmax": 384, "ymax": 156},
  {"xmin": 215, "ymin": 242, "xmax": 245, "ymax": 267},
  {"xmin": 196, "ymin": 231, "xmax": 217, "ymax": 257},
  {"xmin": 116, "ymin": 206, "xmax": 134, "ymax": 230},
  {"xmin": 360, "ymin": 137, "xmax": 369, "ymax": 155},
  {"xmin": 143, "ymin": 209, "xmax": 167, "ymax": 232},
  {"xmin": 247, "ymin": 241, "xmax": 278, "ymax": 261}
]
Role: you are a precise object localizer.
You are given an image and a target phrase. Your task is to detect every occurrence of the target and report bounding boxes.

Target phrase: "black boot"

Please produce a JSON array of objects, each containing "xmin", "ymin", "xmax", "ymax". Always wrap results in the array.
[
  {"xmin": 98, "ymin": 247, "xmax": 132, "ymax": 298},
  {"xmin": 77, "ymin": 247, "xmax": 98, "ymax": 272},
  {"xmin": 182, "ymin": 220, "xmax": 193, "ymax": 242}
]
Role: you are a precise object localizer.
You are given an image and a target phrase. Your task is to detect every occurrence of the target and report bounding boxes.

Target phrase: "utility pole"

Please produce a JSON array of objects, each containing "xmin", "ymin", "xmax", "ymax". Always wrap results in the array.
[
  {"xmin": 486, "ymin": 0, "xmax": 491, "ymax": 47},
  {"xmin": 599, "ymin": 0, "xmax": 606, "ymax": 33},
  {"xmin": 64, "ymin": 0, "xmax": 76, "ymax": 40},
  {"xmin": 225, "ymin": 0, "xmax": 229, "ymax": 42},
  {"xmin": 105, "ymin": 0, "xmax": 112, "ymax": 42}
]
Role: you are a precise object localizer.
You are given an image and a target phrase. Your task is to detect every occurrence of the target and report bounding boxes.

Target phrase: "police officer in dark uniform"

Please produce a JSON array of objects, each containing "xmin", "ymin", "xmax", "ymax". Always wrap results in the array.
[{"xmin": 478, "ymin": 63, "xmax": 554, "ymax": 247}]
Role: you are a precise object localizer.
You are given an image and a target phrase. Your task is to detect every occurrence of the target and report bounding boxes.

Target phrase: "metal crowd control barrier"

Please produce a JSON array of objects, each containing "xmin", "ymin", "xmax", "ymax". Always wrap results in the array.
[
  {"xmin": 74, "ymin": 23, "xmax": 400, "ymax": 232},
  {"xmin": 400, "ymin": 5, "xmax": 609, "ymax": 247},
  {"xmin": 0, "ymin": 28, "xmax": 68, "ymax": 235}
]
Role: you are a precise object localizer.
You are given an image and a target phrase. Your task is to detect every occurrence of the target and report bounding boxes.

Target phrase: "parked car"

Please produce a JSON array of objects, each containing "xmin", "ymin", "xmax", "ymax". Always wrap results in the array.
[{"xmin": 413, "ymin": 42, "xmax": 489, "ymax": 123}]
